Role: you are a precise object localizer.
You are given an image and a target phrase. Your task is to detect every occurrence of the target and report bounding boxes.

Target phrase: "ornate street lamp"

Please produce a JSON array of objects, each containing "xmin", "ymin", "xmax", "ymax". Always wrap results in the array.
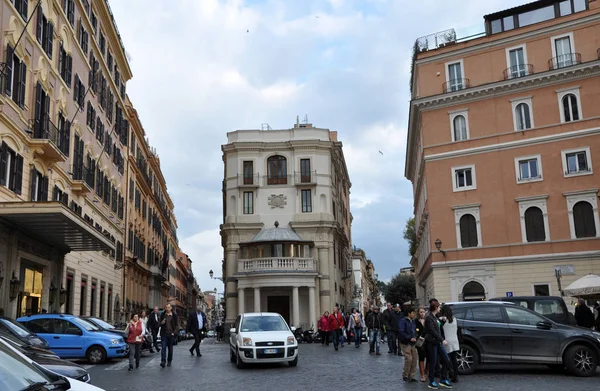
[
  {"xmin": 434, "ymin": 238, "xmax": 446, "ymax": 257},
  {"xmin": 209, "ymin": 269, "xmax": 224, "ymax": 282},
  {"xmin": 48, "ymin": 281, "xmax": 57, "ymax": 306},
  {"xmin": 9, "ymin": 271, "xmax": 20, "ymax": 301},
  {"xmin": 59, "ymin": 285, "xmax": 67, "ymax": 306}
]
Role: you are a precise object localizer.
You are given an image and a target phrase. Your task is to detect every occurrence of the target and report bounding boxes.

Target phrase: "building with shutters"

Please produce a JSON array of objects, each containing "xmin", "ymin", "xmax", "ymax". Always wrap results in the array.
[
  {"xmin": 220, "ymin": 122, "xmax": 352, "ymax": 330},
  {"xmin": 0, "ymin": 0, "xmax": 131, "ymax": 320},
  {"xmin": 405, "ymin": 0, "xmax": 600, "ymax": 306}
]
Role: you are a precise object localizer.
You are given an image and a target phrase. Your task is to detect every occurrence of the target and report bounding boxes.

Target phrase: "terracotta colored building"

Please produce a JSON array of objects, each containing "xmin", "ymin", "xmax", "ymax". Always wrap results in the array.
[{"xmin": 406, "ymin": 0, "xmax": 600, "ymax": 305}]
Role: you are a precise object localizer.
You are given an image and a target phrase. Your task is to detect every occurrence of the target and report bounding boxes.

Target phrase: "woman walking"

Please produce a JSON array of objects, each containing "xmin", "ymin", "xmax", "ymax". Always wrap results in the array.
[
  {"xmin": 318, "ymin": 311, "xmax": 330, "ymax": 346},
  {"xmin": 441, "ymin": 305, "xmax": 460, "ymax": 383},
  {"xmin": 416, "ymin": 307, "xmax": 427, "ymax": 382},
  {"xmin": 126, "ymin": 314, "xmax": 144, "ymax": 371},
  {"xmin": 424, "ymin": 301, "xmax": 452, "ymax": 389}
]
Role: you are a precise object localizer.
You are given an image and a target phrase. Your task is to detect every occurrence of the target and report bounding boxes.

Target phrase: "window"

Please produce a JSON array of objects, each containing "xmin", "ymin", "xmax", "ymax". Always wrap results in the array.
[
  {"xmin": 72, "ymin": 135, "xmax": 84, "ymax": 180},
  {"xmin": 459, "ymin": 215, "xmax": 478, "ymax": 248},
  {"xmin": 514, "ymin": 102, "xmax": 532, "ymax": 130},
  {"xmin": 77, "ymin": 19, "xmax": 89, "ymax": 55},
  {"xmin": 243, "ymin": 191, "xmax": 253, "ymax": 214},
  {"xmin": 107, "ymin": 52, "xmax": 113, "ymax": 72},
  {"xmin": 467, "ymin": 306, "xmax": 504, "ymax": 323},
  {"xmin": 573, "ymin": 201, "xmax": 597, "ymax": 238},
  {"xmin": 33, "ymin": 82, "xmax": 51, "ymax": 139},
  {"xmin": 61, "ymin": 0, "xmax": 75, "ymax": 26},
  {"xmin": 300, "ymin": 159, "xmax": 311, "ymax": 182},
  {"xmin": 99, "ymin": 31, "xmax": 106, "ymax": 55},
  {"xmin": 561, "ymin": 147, "xmax": 591, "ymax": 176},
  {"xmin": 0, "ymin": 142, "xmax": 24, "ymax": 194},
  {"xmin": 56, "ymin": 113, "xmax": 71, "ymax": 157},
  {"xmin": 73, "ymin": 75, "xmax": 85, "ymax": 108},
  {"xmin": 12, "ymin": 0, "xmax": 28, "ymax": 20},
  {"xmin": 515, "ymin": 155, "xmax": 542, "ymax": 182},
  {"xmin": 517, "ymin": 196, "xmax": 549, "ymax": 243},
  {"xmin": 562, "ymin": 93, "xmax": 580, "ymax": 122},
  {"xmin": 551, "ymin": 33, "xmax": 576, "ymax": 69},
  {"xmin": 267, "ymin": 155, "xmax": 287, "ymax": 185},
  {"xmin": 30, "ymin": 168, "xmax": 48, "ymax": 202},
  {"xmin": 243, "ymin": 161, "xmax": 253, "ymax": 184},
  {"xmin": 452, "ymin": 165, "xmax": 476, "ymax": 192},
  {"xmin": 4, "ymin": 44, "xmax": 27, "ymax": 108},
  {"xmin": 36, "ymin": 9, "xmax": 54, "ymax": 58},
  {"xmin": 301, "ymin": 189, "xmax": 312, "ymax": 213},
  {"xmin": 519, "ymin": 5, "xmax": 555, "ymax": 27},
  {"xmin": 52, "ymin": 185, "xmax": 68, "ymax": 205},
  {"xmin": 445, "ymin": 60, "xmax": 464, "ymax": 92},
  {"xmin": 453, "ymin": 204, "xmax": 481, "ymax": 249},
  {"xmin": 505, "ymin": 306, "xmax": 545, "ymax": 326},
  {"xmin": 506, "ymin": 46, "xmax": 529, "ymax": 78},
  {"xmin": 449, "ymin": 110, "xmax": 469, "ymax": 141},
  {"xmin": 533, "ymin": 284, "xmax": 550, "ymax": 296},
  {"xmin": 91, "ymin": 11, "xmax": 97, "ymax": 35}
]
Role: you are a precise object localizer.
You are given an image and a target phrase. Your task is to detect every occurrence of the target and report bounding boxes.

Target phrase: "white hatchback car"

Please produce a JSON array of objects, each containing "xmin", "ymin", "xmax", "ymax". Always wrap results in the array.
[{"xmin": 229, "ymin": 312, "xmax": 298, "ymax": 368}]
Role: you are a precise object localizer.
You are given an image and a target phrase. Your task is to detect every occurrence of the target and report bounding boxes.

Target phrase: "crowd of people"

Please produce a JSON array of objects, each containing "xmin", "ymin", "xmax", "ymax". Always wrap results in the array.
[{"xmin": 317, "ymin": 300, "xmax": 459, "ymax": 390}]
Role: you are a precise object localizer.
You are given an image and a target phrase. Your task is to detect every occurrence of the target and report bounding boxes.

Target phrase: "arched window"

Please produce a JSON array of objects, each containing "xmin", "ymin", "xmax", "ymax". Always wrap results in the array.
[
  {"xmin": 459, "ymin": 214, "xmax": 478, "ymax": 248},
  {"xmin": 462, "ymin": 281, "xmax": 486, "ymax": 301},
  {"xmin": 573, "ymin": 201, "xmax": 596, "ymax": 238},
  {"xmin": 515, "ymin": 102, "xmax": 532, "ymax": 130},
  {"xmin": 267, "ymin": 155, "xmax": 287, "ymax": 185},
  {"xmin": 453, "ymin": 115, "xmax": 467, "ymax": 141},
  {"xmin": 524, "ymin": 206, "xmax": 545, "ymax": 242},
  {"xmin": 562, "ymin": 93, "xmax": 579, "ymax": 122}
]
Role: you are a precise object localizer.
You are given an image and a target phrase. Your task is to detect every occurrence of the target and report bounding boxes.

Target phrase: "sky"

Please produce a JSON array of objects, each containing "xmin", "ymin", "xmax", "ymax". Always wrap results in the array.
[{"xmin": 109, "ymin": 0, "xmax": 531, "ymax": 293}]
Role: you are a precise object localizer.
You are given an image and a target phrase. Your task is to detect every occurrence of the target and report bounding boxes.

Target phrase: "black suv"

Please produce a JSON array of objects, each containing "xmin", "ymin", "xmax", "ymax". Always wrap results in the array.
[{"xmin": 448, "ymin": 302, "xmax": 600, "ymax": 377}]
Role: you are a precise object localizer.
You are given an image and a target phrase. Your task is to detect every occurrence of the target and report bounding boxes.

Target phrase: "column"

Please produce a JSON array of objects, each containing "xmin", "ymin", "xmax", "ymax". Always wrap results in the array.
[
  {"xmin": 308, "ymin": 286, "xmax": 316, "ymax": 329},
  {"xmin": 238, "ymin": 288, "xmax": 245, "ymax": 314},
  {"xmin": 225, "ymin": 247, "xmax": 238, "ymax": 324},
  {"xmin": 292, "ymin": 286, "xmax": 300, "ymax": 327},
  {"xmin": 318, "ymin": 247, "xmax": 330, "ymax": 313},
  {"xmin": 254, "ymin": 287, "xmax": 260, "ymax": 312}
]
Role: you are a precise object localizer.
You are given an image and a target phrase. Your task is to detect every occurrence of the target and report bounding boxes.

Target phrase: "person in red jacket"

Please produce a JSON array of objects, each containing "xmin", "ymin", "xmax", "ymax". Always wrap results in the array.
[
  {"xmin": 318, "ymin": 311, "xmax": 330, "ymax": 346},
  {"xmin": 126, "ymin": 314, "xmax": 144, "ymax": 371},
  {"xmin": 328, "ymin": 306, "xmax": 345, "ymax": 351}
]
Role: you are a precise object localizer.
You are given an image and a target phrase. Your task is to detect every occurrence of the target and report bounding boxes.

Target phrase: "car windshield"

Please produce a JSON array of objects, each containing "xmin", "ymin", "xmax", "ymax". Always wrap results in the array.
[
  {"xmin": 0, "ymin": 339, "xmax": 51, "ymax": 391},
  {"xmin": 71, "ymin": 317, "xmax": 101, "ymax": 331},
  {"xmin": 88, "ymin": 317, "xmax": 115, "ymax": 330},
  {"xmin": 0, "ymin": 319, "xmax": 32, "ymax": 338},
  {"xmin": 240, "ymin": 316, "xmax": 289, "ymax": 332}
]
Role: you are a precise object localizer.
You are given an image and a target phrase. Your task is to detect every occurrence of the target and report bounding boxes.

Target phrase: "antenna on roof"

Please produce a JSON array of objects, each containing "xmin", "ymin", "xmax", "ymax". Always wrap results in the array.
[
  {"xmin": 261, "ymin": 123, "xmax": 272, "ymax": 130},
  {"xmin": 303, "ymin": 114, "xmax": 308, "ymax": 124},
  {"xmin": 296, "ymin": 115, "xmax": 300, "ymax": 126}
]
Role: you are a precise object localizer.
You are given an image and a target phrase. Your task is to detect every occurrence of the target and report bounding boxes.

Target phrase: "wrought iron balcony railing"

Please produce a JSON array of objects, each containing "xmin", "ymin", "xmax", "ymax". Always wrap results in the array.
[
  {"xmin": 503, "ymin": 64, "xmax": 534, "ymax": 80},
  {"xmin": 294, "ymin": 170, "xmax": 317, "ymax": 185},
  {"xmin": 442, "ymin": 78, "xmax": 470, "ymax": 93},
  {"xmin": 548, "ymin": 53, "xmax": 581, "ymax": 70}
]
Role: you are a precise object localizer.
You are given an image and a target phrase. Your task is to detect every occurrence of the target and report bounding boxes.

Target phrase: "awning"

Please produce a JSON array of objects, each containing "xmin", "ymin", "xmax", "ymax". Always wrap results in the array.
[
  {"xmin": 563, "ymin": 274, "xmax": 600, "ymax": 297},
  {"xmin": 0, "ymin": 202, "xmax": 115, "ymax": 252}
]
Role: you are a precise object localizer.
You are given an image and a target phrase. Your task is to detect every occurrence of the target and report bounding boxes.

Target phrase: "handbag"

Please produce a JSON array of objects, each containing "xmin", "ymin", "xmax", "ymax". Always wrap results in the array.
[
  {"xmin": 135, "ymin": 335, "xmax": 143, "ymax": 343},
  {"xmin": 415, "ymin": 337, "xmax": 425, "ymax": 348}
]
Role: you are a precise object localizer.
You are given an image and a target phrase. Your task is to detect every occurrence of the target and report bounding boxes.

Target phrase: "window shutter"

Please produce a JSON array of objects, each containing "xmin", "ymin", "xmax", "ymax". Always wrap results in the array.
[
  {"xmin": 13, "ymin": 154, "xmax": 23, "ymax": 194},
  {"xmin": 74, "ymin": 74, "xmax": 80, "ymax": 103},
  {"xmin": 64, "ymin": 120, "xmax": 71, "ymax": 157},
  {"xmin": 78, "ymin": 139, "xmax": 84, "ymax": 177},
  {"xmin": 62, "ymin": 192, "xmax": 68, "ymax": 206},
  {"xmin": 53, "ymin": 185, "xmax": 59, "ymax": 201},
  {"xmin": 20, "ymin": 0, "xmax": 28, "ymax": 20},
  {"xmin": 34, "ymin": 82, "xmax": 43, "ymax": 137},
  {"xmin": 41, "ymin": 176, "xmax": 49, "ymax": 201},
  {"xmin": 36, "ymin": 9, "xmax": 43, "ymax": 44},
  {"xmin": 66, "ymin": 55, "xmax": 72, "ymax": 86},
  {"xmin": 460, "ymin": 214, "xmax": 477, "ymax": 248},
  {"xmin": 574, "ymin": 201, "xmax": 596, "ymax": 238},
  {"xmin": 0, "ymin": 142, "xmax": 7, "ymax": 186},
  {"xmin": 18, "ymin": 61, "xmax": 26, "ymax": 108},
  {"xmin": 43, "ymin": 89, "xmax": 50, "ymax": 136},
  {"xmin": 46, "ymin": 22, "xmax": 54, "ymax": 59},
  {"xmin": 30, "ymin": 168, "xmax": 37, "ymax": 201},
  {"xmin": 5, "ymin": 44, "xmax": 14, "ymax": 96}
]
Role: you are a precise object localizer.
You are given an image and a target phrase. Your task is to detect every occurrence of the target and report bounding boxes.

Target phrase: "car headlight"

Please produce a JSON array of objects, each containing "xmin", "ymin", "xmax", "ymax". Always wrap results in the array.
[
  {"xmin": 287, "ymin": 336, "xmax": 295, "ymax": 345},
  {"xmin": 110, "ymin": 339, "xmax": 119, "ymax": 345},
  {"xmin": 242, "ymin": 337, "xmax": 253, "ymax": 346}
]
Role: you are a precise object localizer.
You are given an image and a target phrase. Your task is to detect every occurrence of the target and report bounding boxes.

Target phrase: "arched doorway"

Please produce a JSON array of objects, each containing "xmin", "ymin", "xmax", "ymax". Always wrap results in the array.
[{"xmin": 462, "ymin": 281, "xmax": 486, "ymax": 301}]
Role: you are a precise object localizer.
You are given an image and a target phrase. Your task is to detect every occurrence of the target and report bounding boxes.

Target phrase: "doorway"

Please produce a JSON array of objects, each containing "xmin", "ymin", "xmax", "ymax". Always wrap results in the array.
[
  {"xmin": 267, "ymin": 296, "xmax": 290, "ymax": 324},
  {"xmin": 462, "ymin": 281, "xmax": 486, "ymax": 301},
  {"xmin": 17, "ymin": 267, "xmax": 44, "ymax": 317}
]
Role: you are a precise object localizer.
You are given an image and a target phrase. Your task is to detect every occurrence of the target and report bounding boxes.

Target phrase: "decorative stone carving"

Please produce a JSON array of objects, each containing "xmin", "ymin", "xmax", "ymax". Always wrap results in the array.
[{"xmin": 268, "ymin": 194, "xmax": 287, "ymax": 209}]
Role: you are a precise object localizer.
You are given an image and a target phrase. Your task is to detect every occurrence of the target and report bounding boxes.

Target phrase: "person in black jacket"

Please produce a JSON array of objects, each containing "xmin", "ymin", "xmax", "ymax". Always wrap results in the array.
[
  {"xmin": 147, "ymin": 307, "xmax": 161, "ymax": 353},
  {"xmin": 187, "ymin": 305, "xmax": 207, "ymax": 357},
  {"xmin": 366, "ymin": 306, "xmax": 384, "ymax": 355},
  {"xmin": 424, "ymin": 301, "xmax": 452, "ymax": 389},
  {"xmin": 575, "ymin": 299, "xmax": 594, "ymax": 328},
  {"xmin": 382, "ymin": 303, "xmax": 394, "ymax": 353},
  {"xmin": 159, "ymin": 303, "xmax": 178, "ymax": 368}
]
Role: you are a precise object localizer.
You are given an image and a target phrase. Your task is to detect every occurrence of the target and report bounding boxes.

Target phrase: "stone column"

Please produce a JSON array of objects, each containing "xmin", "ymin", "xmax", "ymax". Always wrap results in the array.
[
  {"xmin": 238, "ymin": 288, "xmax": 245, "ymax": 314},
  {"xmin": 254, "ymin": 287, "xmax": 260, "ymax": 312},
  {"xmin": 318, "ymin": 247, "xmax": 330, "ymax": 314},
  {"xmin": 308, "ymin": 286, "xmax": 316, "ymax": 328},
  {"xmin": 292, "ymin": 286, "xmax": 300, "ymax": 327},
  {"xmin": 225, "ymin": 247, "xmax": 238, "ymax": 324}
]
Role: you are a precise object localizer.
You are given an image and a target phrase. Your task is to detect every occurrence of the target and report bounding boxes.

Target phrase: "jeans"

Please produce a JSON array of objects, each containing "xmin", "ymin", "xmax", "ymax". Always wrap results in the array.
[
  {"xmin": 448, "ymin": 350, "xmax": 459, "ymax": 381},
  {"xmin": 160, "ymin": 334, "xmax": 175, "ymax": 363},
  {"xmin": 332, "ymin": 329, "xmax": 341, "ymax": 348},
  {"xmin": 369, "ymin": 329, "xmax": 380, "ymax": 353},
  {"xmin": 320, "ymin": 330, "xmax": 329, "ymax": 345},
  {"xmin": 386, "ymin": 330, "xmax": 396, "ymax": 352},
  {"xmin": 128, "ymin": 343, "xmax": 141, "ymax": 368},
  {"xmin": 353, "ymin": 328, "xmax": 362, "ymax": 347},
  {"xmin": 426, "ymin": 342, "xmax": 450, "ymax": 383},
  {"xmin": 151, "ymin": 329, "xmax": 160, "ymax": 351}
]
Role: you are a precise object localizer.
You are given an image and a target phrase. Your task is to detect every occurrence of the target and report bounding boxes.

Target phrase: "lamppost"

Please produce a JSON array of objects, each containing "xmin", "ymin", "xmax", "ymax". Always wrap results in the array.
[
  {"xmin": 434, "ymin": 238, "xmax": 446, "ymax": 257},
  {"xmin": 9, "ymin": 271, "xmax": 20, "ymax": 301},
  {"xmin": 208, "ymin": 269, "xmax": 224, "ymax": 282}
]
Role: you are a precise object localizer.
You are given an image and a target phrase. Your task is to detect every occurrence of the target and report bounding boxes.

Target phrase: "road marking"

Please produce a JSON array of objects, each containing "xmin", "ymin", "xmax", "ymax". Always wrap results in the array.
[
  {"xmin": 82, "ymin": 365, "xmax": 94, "ymax": 370},
  {"xmin": 104, "ymin": 360, "xmax": 130, "ymax": 371},
  {"xmin": 143, "ymin": 358, "xmax": 161, "ymax": 368}
]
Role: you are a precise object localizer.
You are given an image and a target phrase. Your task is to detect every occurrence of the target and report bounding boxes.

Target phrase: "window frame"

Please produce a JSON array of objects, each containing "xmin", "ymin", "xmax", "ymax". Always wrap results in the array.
[
  {"xmin": 448, "ymin": 109, "xmax": 469, "ymax": 142},
  {"xmin": 267, "ymin": 155, "xmax": 288, "ymax": 185},
  {"xmin": 451, "ymin": 164, "xmax": 476, "ymax": 192},
  {"xmin": 445, "ymin": 59, "xmax": 465, "ymax": 92},
  {"xmin": 516, "ymin": 195, "xmax": 550, "ymax": 243},
  {"xmin": 550, "ymin": 31, "xmax": 576, "ymax": 67},
  {"xmin": 561, "ymin": 146, "xmax": 592, "ymax": 177},
  {"xmin": 243, "ymin": 191, "xmax": 254, "ymax": 215},
  {"xmin": 510, "ymin": 96, "xmax": 534, "ymax": 131},
  {"xmin": 453, "ymin": 204, "xmax": 482, "ymax": 249},
  {"xmin": 301, "ymin": 189, "xmax": 312, "ymax": 213},
  {"xmin": 564, "ymin": 189, "xmax": 600, "ymax": 239},
  {"xmin": 531, "ymin": 283, "xmax": 552, "ymax": 296},
  {"xmin": 514, "ymin": 154, "xmax": 543, "ymax": 183},
  {"xmin": 556, "ymin": 86, "xmax": 582, "ymax": 123},
  {"xmin": 505, "ymin": 44, "xmax": 529, "ymax": 78}
]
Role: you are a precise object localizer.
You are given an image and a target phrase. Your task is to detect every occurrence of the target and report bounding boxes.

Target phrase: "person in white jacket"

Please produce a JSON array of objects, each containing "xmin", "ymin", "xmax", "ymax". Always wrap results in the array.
[
  {"xmin": 440, "ymin": 305, "xmax": 460, "ymax": 383},
  {"xmin": 347, "ymin": 308, "xmax": 366, "ymax": 348}
]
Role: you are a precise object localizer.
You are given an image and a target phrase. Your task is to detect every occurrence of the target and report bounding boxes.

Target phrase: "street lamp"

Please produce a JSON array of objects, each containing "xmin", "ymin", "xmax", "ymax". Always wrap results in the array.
[
  {"xmin": 9, "ymin": 271, "xmax": 20, "ymax": 301},
  {"xmin": 209, "ymin": 269, "xmax": 224, "ymax": 282},
  {"xmin": 48, "ymin": 280, "xmax": 57, "ymax": 306},
  {"xmin": 434, "ymin": 238, "xmax": 446, "ymax": 257}
]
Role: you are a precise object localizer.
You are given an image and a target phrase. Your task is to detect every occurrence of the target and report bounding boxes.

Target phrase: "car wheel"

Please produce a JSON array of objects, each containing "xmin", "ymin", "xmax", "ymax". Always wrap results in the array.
[
  {"xmin": 230, "ymin": 347, "xmax": 236, "ymax": 363},
  {"xmin": 457, "ymin": 345, "xmax": 478, "ymax": 375},
  {"xmin": 236, "ymin": 348, "xmax": 245, "ymax": 369},
  {"xmin": 565, "ymin": 344, "xmax": 597, "ymax": 377},
  {"xmin": 288, "ymin": 355, "xmax": 298, "ymax": 367},
  {"xmin": 87, "ymin": 345, "xmax": 107, "ymax": 364}
]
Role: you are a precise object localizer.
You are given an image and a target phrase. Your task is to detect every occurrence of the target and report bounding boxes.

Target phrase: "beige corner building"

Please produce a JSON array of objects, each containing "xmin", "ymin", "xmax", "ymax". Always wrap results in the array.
[
  {"xmin": 220, "ymin": 123, "xmax": 352, "ymax": 329},
  {"xmin": 406, "ymin": 0, "xmax": 600, "ymax": 305}
]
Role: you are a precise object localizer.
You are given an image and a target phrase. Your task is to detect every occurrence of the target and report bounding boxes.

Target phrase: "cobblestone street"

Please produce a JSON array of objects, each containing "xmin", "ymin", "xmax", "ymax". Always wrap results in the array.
[{"xmin": 82, "ymin": 339, "xmax": 600, "ymax": 391}]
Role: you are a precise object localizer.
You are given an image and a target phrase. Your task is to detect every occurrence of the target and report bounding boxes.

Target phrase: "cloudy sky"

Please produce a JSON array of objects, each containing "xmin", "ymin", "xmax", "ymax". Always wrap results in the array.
[{"xmin": 110, "ymin": 0, "xmax": 530, "ymax": 292}]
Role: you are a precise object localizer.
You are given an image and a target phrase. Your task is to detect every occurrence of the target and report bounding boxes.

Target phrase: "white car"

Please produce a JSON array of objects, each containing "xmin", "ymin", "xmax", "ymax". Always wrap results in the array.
[
  {"xmin": 229, "ymin": 312, "xmax": 298, "ymax": 368},
  {"xmin": 0, "ymin": 337, "xmax": 104, "ymax": 391}
]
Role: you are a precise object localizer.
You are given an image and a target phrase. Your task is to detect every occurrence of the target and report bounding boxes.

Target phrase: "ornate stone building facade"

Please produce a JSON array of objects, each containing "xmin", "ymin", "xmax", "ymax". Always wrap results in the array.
[{"xmin": 220, "ymin": 122, "xmax": 352, "ymax": 330}]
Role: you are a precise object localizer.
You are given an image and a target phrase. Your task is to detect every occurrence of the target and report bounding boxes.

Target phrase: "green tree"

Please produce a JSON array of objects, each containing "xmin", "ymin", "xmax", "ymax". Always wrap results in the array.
[
  {"xmin": 376, "ymin": 280, "xmax": 387, "ymax": 297},
  {"xmin": 403, "ymin": 217, "xmax": 417, "ymax": 256},
  {"xmin": 384, "ymin": 274, "xmax": 416, "ymax": 306}
]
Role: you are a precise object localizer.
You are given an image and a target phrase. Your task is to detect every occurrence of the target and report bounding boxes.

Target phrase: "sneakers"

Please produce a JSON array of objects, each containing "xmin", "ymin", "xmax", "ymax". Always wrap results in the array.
[
  {"xmin": 428, "ymin": 381, "xmax": 439, "ymax": 390},
  {"xmin": 160, "ymin": 362, "xmax": 165, "ymax": 368},
  {"xmin": 439, "ymin": 380, "xmax": 453, "ymax": 389}
]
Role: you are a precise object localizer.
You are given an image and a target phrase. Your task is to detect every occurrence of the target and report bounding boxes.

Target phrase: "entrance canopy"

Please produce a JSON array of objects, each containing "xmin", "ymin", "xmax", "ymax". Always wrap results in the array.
[
  {"xmin": 0, "ymin": 202, "xmax": 115, "ymax": 252},
  {"xmin": 563, "ymin": 274, "xmax": 600, "ymax": 297}
]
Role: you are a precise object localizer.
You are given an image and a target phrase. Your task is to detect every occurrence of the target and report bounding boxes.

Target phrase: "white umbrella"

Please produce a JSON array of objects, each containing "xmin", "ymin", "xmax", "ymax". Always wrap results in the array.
[{"xmin": 563, "ymin": 274, "xmax": 600, "ymax": 297}]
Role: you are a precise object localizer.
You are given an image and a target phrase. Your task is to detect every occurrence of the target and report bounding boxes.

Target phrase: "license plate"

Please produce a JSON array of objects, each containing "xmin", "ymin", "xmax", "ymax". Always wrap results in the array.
[{"xmin": 264, "ymin": 349, "xmax": 278, "ymax": 354}]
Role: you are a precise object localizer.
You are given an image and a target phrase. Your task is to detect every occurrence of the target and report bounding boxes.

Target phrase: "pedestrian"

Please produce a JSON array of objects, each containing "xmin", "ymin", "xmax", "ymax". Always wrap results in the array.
[
  {"xmin": 347, "ymin": 308, "xmax": 365, "ymax": 348},
  {"xmin": 366, "ymin": 306, "xmax": 383, "ymax": 355},
  {"xmin": 416, "ymin": 307, "xmax": 427, "ymax": 382},
  {"xmin": 593, "ymin": 302, "xmax": 600, "ymax": 331},
  {"xmin": 139, "ymin": 310, "xmax": 154, "ymax": 353},
  {"xmin": 187, "ymin": 305, "xmax": 207, "ymax": 357},
  {"xmin": 382, "ymin": 303, "xmax": 394, "ymax": 353},
  {"xmin": 399, "ymin": 306, "xmax": 418, "ymax": 382},
  {"xmin": 575, "ymin": 299, "xmax": 594, "ymax": 328},
  {"xmin": 147, "ymin": 307, "xmax": 161, "ymax": 353},
  {"xmin": 440, "ymin": 305, "xmax": 460, "ymax": 383},
  {"xmin": 389, "ymin": 304, "xmax": 405, "ymax": 356},
  {"xmin": 125, "ymin": 314, "xmax": 143, "ymax": 371},
  {"xmin": 159, "ymin": 303, "xmax": 178, "ymax": 368},
  {"xmin": 318, "ymin": 311, "xmax": 330, "ymax": 346},
  {"xmin": 328, "ymin": 306, "xmax": 345, "ymax": 351},
  {"xmin": 425, "ymin": 301, "xmax": 452, "ymax": 389}
]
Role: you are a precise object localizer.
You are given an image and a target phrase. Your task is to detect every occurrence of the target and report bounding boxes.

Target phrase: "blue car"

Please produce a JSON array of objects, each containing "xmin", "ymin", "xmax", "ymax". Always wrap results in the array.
[{"xmin": 17, "ymin": 314, "xmax": 128, "ymax": 364}]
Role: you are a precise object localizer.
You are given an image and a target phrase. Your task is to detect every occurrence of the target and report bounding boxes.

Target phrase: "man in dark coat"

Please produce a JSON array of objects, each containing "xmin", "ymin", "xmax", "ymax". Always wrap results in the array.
[
  {"xmin": 575, "ymin": 299, "xmax": 594, "ymax": 328},
  {"xmin": 187, "ymin": 305, "xmax": 208, "ymax": 356},
  {"xmin": 159, "ymin": 303, "xmax": 178, "ymax": 368}
]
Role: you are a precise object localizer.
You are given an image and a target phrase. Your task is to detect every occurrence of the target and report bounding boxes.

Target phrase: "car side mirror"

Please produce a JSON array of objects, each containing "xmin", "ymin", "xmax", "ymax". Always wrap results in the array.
[
  {"xmin": 229, "ymin": 328, "xmax": 236, "ymax": 334},
  {"xmin": 290, "ymin": 327, "xmax": 296, "ymax": 332},
  {"xmin": 536, "ymin": 321, "xmax": 552, "ymax": 330}
]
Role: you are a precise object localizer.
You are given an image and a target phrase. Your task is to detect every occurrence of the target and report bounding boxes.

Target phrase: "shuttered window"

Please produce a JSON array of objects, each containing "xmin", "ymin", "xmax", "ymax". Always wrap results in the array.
[
  {"xmin": 524, "ymin": 207, "xmax": 546, "ymax": 242},
  {"xmin": 459, "ymin": 214, "xmax": 478, "ymax": 248},
  {"xmin": 573, "ymin": 201, "xmax": 596, "ymax": 238}
]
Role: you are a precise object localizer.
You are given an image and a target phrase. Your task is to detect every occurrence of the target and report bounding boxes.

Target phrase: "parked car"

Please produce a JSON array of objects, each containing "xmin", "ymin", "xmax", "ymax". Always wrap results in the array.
[
  {"xmin": 489, "ymin": 296, "xmax": 576, "ymax": 325},
  {"xmin": 0, "ymin": 316, "xmax": 50, "ymax": 349},
  {"xmin": 0, "ymin": 337, "xmax": 103, "ymax": 391},
  {"xmin": 0, "ymin": 330, "xmax": 59, "ymax": 359},
  {"xmin": 80, "ymin": 316, "xmax": 128, "ymax": 339},
  {"xmin": 447, "ymin": 301, "xmax": 600, "ymax": 377},
  {"xmin": 207, "ymin": 330, "xmax": 216, "ymax": 338},
  {"xmin": 229, "ymin": 312, "xmax": 298, "ymax": 369},
  {"xmin": 17, "ymin": 314, "xmax": 128, "ymax": 364}
]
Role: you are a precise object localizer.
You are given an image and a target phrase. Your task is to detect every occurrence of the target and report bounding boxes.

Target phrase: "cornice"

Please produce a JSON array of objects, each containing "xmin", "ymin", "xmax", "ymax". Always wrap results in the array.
[{"xmin": 95, "ymin": 0, "xmax": 133, "ymax": 80}]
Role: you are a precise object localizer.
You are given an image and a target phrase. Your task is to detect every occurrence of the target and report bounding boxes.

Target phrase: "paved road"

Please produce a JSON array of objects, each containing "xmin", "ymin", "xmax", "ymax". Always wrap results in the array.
[{"xmin": 83, "ymin": 339, "xmax": 599, "ymax": 391}]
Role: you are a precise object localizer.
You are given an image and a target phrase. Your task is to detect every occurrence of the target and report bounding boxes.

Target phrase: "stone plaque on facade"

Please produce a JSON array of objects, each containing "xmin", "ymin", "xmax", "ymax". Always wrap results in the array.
[
  {"xmin": 554, "ymin": 265, "xmax": 576, "ymax": 275},
  {"xmin": 268, "ymin": 194, "xmax": 287, "ymax": 209}
]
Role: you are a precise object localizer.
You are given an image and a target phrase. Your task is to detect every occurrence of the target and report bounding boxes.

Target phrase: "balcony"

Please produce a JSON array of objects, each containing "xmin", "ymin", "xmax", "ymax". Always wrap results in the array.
[
  {"xmin": 30, "ymin": 119, "xmax": 69, "ymax": 162},
  {"xmin": 150, "ymin": 265, "xmax": 168, "ymax": 280},
  {"xmin": 548, "ymin": 53, "xmax": 581, "ymax": 70},
  {"xmin": 238, "ymin": 257, "xmax": 317, "ymax": 274},
  {"xmin": 442, "ymin": 78, "xmax": 470, "ymax": 93},
  {"xmin": 237, "ymin": 174, "xmax": 259, "ymax": 188},
  {"xmin": 294, "ymin": 171, "xmax": 317, "ymax": 186},
  {"xmin": 503, "ymin": 64, "xmax": 533, "ymax": 80},
  {"xmin": 71, "ymin": 166, "xmax": 94, "ymax": 194},
  {"xmin": 264, "ymin": 175, "xmax": 291, "ymax": 186}
]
